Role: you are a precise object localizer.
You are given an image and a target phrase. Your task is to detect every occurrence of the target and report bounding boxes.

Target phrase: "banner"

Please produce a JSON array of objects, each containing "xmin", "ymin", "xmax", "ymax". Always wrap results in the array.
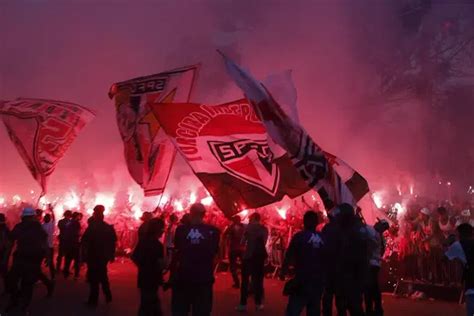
[
  {"xmin": 221, "ymin": 53, "xmax": 369, "ymax": 210},
  {"xmin": 150, "ymin": 99, "xmax": 309, "ymax": 217},
  {"xmin": 109, "ymin": 65, "xmax": 198, "ymax": 196},
  {"xmin": 0, "ymin": 98, "xmax": 95, "ymax": 194}
]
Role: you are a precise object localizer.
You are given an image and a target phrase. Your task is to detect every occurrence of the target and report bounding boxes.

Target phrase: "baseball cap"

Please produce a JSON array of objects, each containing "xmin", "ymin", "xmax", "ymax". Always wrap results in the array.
[{"xmin": 22, "ymin": 207, "xmax": 36, "ymax": 217}]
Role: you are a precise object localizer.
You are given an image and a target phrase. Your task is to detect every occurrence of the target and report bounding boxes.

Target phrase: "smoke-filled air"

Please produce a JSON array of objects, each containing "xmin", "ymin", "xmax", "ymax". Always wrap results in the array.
[{"xmin": 1, "ymin": 0, "xmax": 473, "ymax": 208}]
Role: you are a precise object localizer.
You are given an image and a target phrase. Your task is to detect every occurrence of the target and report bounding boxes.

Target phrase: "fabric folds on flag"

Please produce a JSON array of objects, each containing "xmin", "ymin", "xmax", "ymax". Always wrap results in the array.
[
  {"xmin": 109, "ymin": 65, "xmax": 198, "ymax": 196},
  {"xmin": 150, "ymin": 99, "xmax": 309, "ymax": 217},
  {"xmin": 221, "ymin": 53, "xmax": 369, "ymax": 210},
  {"xmin": 0, "ymin": 98, "xmax": 95, "ymax": 195}
]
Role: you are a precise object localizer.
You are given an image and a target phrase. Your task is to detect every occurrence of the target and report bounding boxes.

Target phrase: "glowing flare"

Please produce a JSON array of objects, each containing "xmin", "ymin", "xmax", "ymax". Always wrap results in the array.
[
  {"xmin": 238, "ymin": 209, "xmax": 249, "ymax": 217},
  {"xmin": 132, "ymin": 205, "xmax": 143, "ymax": 220},
  {"xmin": 276, "ymin": 207, "xmax": 288, "ymax": 220},
  {"xmin": 174, "ymin": 200, "xmax": 184, "ymax": 212},
  {"xmin": 371, "ymin": 192, "xmax": 383, "ymax": 209},
  {"xmin": 159, "ymin": 194, "xmax": 169, "ymax": 206},
  {"xmin": 38, "ymin": 196, "xmax": 50, "ymax": 209},
  {"xmin": 94, "ymin": 193, "xmax": 115, "ymax": 215},
  {"xmin": 55, "ymin": 204, "xmax": 65, "ymax": 215},
  {"xmin": 64, "ymin": 191, "xmax": 80, "ymax": 209},
  {"xmin": 0, "ymin": 196, "xmax": 5, "ymax": 205},
  {"xmin": 409, "ymin": 185, "xmax": 414, "ymax": 195},
  {"xmin": 189, "ymin": 192, "xmax": 197, "ymax": 204},
  {"xmin": 201, "ymin": 196, "xmax": 213, "ymax": 206},
  {"xmin": 12, "ymin": 195, "xmax": 21, "ymax": 203},
  {"xmin": 394, "ymin": 202, "xmax": 406, "ymax": 220}
]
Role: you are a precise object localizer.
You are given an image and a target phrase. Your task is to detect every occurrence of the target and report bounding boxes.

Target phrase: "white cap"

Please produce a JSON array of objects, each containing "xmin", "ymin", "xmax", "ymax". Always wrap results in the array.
[
  {"xmin": 22, "ymin": 207, "xmax": 36, "ymax": 217},
  {"xmin": 461, "ymin": 209, "xmax": 471, "ymax": 217},
  {"xmin": 420, "ymin": 208, "xmax": 431, "ymax": 216}
]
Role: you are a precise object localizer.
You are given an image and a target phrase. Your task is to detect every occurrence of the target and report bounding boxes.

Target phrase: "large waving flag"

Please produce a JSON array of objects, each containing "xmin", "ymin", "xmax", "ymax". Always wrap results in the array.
[
  {"xmin": 0, "ymin": 98, "xmax": 95, "ymax": 195},
  {"xmin": 220, "ymin": 53, "xmax": 369, "ymax": 210},
  {"xmin": 150, "ymin": 99, "xmax": 309, "ymax": 217},
  {"xmin": 108, "ymin": 65, "xmax": 198, "ymax": 196}
]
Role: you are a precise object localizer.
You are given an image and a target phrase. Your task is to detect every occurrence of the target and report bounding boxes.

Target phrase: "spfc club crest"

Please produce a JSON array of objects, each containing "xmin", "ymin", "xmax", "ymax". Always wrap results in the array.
[{"xmin": 208, "ymin": 139, "xmax": 280, "ymax": 196}]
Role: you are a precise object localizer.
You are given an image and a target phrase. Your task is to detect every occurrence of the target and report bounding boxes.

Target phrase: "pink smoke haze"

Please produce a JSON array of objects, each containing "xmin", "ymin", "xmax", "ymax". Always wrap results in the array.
[{"xmin": 1, "ymin": 1, "xmax": 473, "ymax": 205}]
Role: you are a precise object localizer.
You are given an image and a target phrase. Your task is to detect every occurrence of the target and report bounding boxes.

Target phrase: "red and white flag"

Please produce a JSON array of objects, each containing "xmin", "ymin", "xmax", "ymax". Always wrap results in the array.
[
  {"xmin": 221, "ymin": 53, "xmax": 369, "ymax": 210},
  {"xmin": 150, "ymin": 99, "xmax": 309, "ymax": 217},
  {"xmin": 0, "ymin": 98, "xmax": 95, "ymax": 195},
  {"xmin": 109, "ymin": 65, "xmax": 198, "ymax": 196}
]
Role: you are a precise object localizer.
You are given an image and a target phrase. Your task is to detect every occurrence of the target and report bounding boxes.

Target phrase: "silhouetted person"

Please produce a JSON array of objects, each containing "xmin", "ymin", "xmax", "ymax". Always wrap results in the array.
[
  {"xmin": 41, "ymin": 205, "xmax": 56, "ymax": 280},
  {"xmin": 236, "ymin": 213, "xmax": 268, "ymax": 312},
  {"xmin": 132, "ymin": 218, "xmax": 166, "ymax": 316},
  {"xmin": 165, "ymin": 213, "xmax": 179, "ymax": 268},
  {"xmin": 63, "ymin": 211, "xmax": 82, "ymax": 279},
  {"xmin": 365, "ymin": 219, "xmax": 390, "ymax": 316},
  {"xmin": 327, "ymin": 204, "xmax": 369, "ymax": 316},
  {"xmin": 0, "ymin": 213, "xmax": 11, "ymax": 292},
  {"xmin": 445, "ymin": 223, "xmax": 474, "ymax": 316},
  {"xmin": 321, "ymin": 211, "xmax": 345, "ymax": 316},
  {"xmin": 171, "ymin": 203, "xmax": 220, "ymax": 316},
  {"xmin": 6, "ymin": 207, "xmax": 53, "ymax": 313},
  {"xmin": 81, "ymin": 205, "xmax": 117, "ymax": 307},
  {"xmin": 138, "ymin": 211, "xmax": 154, "ymax": 241},
  {"xmin": 281, "ymin": 210, "xmax": 325, "ymax": 316},
  {"xmin": 223, "ymin": 215, "xmax": 245, "ymax": 289},
  {"xmin": 56, "ymin": 210, "xmax": 73, "ymax": 272}
]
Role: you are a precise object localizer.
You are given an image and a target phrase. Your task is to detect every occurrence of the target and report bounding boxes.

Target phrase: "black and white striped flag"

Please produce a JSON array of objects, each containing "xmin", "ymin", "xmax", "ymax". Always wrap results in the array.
[{"xmin": 220, "ymin": 52, "xmax": 369, "ymax": 210}]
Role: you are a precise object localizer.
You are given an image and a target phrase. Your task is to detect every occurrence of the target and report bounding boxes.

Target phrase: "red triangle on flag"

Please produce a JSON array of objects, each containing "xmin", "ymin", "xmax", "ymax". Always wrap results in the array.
[{"xmin": 226, "ymin": 156, "xmax": 261, "ymax": 182}]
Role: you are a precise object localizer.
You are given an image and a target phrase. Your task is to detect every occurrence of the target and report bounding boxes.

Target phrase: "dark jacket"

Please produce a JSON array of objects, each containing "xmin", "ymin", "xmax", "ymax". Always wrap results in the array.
[
  {"xmin": 283, "ymin": 229, "xmax": 325, "ymax": 283},
  {"xmin": 243, "ymin": 223, "xmax": 268, "ymax": 260},
  {"xmin": 10, "ymin": 220, "xmax": 47, "ymax": 263},
  {"xmin": 174, "ymin": 223, "xmax": 220, "ymax": 284},
  {"xmin": 322, "ymin": 219, "xmax": 369, "ymax": 288},
  {"xmin": 81, "ymin": 219, "xmax": 117, "ymax": 264},
  {"xmin": 63, "ymin": 219, "xmax": 81, "ymax": 246},
  {"xmin": 460, "ymin": 239, "xmax": 474, "ymax": 291},
  {"xmin": 132, "ymin": 237, "xmax": 164, "ymax": 289},
  {"xmin": 224, "ymin": 223, "xmax": 245, "ymax": 252},
  {"xmin": 57, "ymin": 218, "xmax": 71, "ymax": 243}
]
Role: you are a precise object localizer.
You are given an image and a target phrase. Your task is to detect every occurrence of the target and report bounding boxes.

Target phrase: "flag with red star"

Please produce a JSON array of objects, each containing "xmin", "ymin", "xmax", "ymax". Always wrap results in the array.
[{"xmin": 109, "ymin": 65, "xmax": 198, "ymax": 196}]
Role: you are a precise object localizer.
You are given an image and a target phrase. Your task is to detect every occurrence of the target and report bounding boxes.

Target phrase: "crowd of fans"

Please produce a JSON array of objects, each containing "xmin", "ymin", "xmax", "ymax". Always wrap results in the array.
[{"xmin": 0, "ymin": 195, "xmax": 472, "ymax": 315}]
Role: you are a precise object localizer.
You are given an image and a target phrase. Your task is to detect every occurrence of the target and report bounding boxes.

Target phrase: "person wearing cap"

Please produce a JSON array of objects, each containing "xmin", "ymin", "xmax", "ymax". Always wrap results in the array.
[
  {"xmin": 417, "ymin": 207, "xmax": 443, "ymax": 283},
  {"xmin": 81, "ymin": 205, "xmax": 117, "ymax": 307},
  {"xmin": 364, "ymin": 219, "xmax": 390, "ymax": 316},
  {"xmin": 223, "ymin": 215, "xmax": 245, "ymax": 289},
  {"xmin": 236, "ymin": 212, "xmax": 269, "ymax": 312},
  {"xmin": 171, "ymin": 203, "xmax": 220, "ymax": 316},
  {"xmin": 5, "ymin": 207, "xmax": 53, "ymax": 313}
]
